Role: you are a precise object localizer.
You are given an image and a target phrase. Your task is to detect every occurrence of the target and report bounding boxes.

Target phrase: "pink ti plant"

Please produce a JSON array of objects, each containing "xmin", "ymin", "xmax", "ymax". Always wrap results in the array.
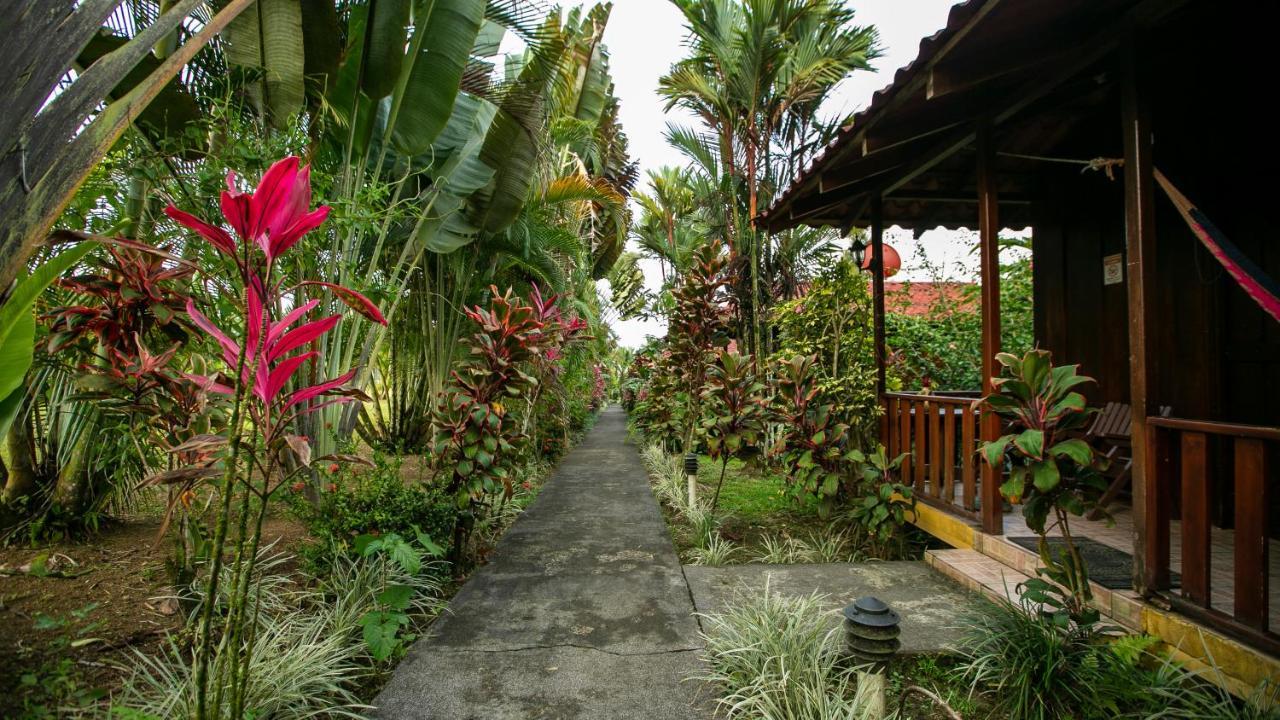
[{"xmin": 164, "ymin": 156, "xmax": 385, "ymax": 718}]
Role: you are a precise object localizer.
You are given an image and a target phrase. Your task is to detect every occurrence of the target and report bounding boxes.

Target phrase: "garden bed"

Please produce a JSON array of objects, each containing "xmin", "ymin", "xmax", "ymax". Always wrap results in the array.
[
  {"xmin": 0, "ymin": 439, "xmax": 574, "ymax": 718},
  {"xmin": 0, "ymin": 515, "xmax": 307, "ymax": 716}
]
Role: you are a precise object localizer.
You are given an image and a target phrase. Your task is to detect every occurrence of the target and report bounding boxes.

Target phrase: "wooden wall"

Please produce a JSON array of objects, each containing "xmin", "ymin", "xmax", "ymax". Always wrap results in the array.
[
  {"xmin": 1030, "ymin": 14, "xmax": 1280, "ymax": 430},
  {"xmin": 1028, "ymin": 12, "xmax": 1279, "ymax": 530}
]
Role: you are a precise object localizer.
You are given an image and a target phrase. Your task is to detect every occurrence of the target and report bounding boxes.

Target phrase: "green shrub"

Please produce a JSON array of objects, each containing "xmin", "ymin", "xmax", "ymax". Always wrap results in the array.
[
  {"xmin": 772, "ymin": 257, "xmax": 879, "ymax": 446},
  {"xmin": 291, "ymin": 453, "xmax": 456, "ymax": 574},
  {"xmin": 885, "ymin": 245, "xmax": 1034, "ymax": 392}
]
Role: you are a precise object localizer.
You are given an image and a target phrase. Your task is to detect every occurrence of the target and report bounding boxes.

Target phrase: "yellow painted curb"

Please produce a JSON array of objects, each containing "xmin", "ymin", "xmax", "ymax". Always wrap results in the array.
[{"xmin": 910, "ymin": 500, "xmax": 1279, "ymax": 700}]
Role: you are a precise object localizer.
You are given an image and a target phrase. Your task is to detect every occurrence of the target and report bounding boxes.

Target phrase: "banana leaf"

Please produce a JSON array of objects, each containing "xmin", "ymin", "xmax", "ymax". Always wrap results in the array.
[
  {"xmin": 390, "ymin": 0, "xmax": 487, "ymax": 156},
  {"xmin": 362, "ymin": 0, "xmax": 411, "ymax": 99},
  {"xmin": 223, "ymin": 0, "xmax": 307, "ymax": 127}
]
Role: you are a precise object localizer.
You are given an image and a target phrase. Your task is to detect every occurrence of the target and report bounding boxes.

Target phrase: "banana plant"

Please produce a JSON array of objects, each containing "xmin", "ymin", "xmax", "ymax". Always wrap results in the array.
[
  {"xmin": 0, "ymin": 243, "xmax": 99, "ymax": 438},
  {"xmin": 0, "ymin": 0, "xmax": 254, "ymax": 295}
]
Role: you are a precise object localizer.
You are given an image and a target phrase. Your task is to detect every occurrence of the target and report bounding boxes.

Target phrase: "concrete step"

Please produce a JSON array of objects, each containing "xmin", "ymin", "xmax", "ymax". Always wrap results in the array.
[{"xmin": 924, "ymin": 548, "xmax": 1024, "ymax": 605}]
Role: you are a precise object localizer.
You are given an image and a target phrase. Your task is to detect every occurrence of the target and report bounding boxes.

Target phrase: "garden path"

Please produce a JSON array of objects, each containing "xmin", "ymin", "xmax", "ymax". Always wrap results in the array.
[{"xmin": 373, "ymin": 406, "xmax": 713, "ymax": 719}]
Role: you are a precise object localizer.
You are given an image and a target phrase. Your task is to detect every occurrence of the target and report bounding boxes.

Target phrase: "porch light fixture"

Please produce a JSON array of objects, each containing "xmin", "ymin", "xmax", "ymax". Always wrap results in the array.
[{"xmin": 848, "ymin": 236, "xmax": 901, "ymax": 277}]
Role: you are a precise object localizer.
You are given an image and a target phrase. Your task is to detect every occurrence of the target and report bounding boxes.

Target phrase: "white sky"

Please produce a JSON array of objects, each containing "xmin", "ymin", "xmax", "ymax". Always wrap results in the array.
[{"xmin": 511, "ymin": 1, "xmax": 975, "ymax": 347}]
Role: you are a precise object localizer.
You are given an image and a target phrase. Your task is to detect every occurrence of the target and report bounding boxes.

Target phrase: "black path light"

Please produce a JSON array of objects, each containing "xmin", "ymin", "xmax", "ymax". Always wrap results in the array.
[
  {"xmin": 844, "ymin": 596, "xmax": 901, "ymax": 716},
  {"xmin": 683, "ymin": 452, "xmax": 699, "ymax": 507}
]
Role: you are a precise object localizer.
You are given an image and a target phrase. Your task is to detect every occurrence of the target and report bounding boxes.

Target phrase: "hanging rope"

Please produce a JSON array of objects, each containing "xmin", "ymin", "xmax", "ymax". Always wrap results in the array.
[
  {"xmin": 994, "ymin": 152, "xmax": 1280, "ymax": 323},
  {"xmin": 996, "ymin": 151, "xmax": 1126, "ymax": 179}
]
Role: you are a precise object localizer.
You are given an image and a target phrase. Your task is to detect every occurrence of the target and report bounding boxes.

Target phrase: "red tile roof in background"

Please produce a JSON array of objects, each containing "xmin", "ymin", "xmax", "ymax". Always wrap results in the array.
[{"xmin": 884, "ymin": 281, "xmax": 976, "ymax": 317}]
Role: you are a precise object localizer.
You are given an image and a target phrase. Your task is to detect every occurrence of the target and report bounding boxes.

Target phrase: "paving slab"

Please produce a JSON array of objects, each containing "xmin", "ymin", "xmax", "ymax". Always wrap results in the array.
[
  {"xmin": 374, "ymin": 646, "xmax": 713, "ymax": 720},
  {"xmin": 683, "ymin": 561, "xmax": 971, "ymax": 654}
]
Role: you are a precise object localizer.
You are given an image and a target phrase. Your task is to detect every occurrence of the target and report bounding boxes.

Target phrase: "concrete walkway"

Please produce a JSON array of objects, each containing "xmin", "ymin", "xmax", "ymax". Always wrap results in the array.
[{"xmin": 374, "ymin": 407, "xmax": 712, "ymax": 719}]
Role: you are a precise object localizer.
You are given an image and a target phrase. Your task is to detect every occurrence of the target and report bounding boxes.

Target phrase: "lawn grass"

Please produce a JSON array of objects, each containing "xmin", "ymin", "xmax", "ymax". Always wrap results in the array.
[
  {"xmin": 653, "ymin": 450, "xmax": 932, "ymax": 564},
  {"xmin": 658, "ymin": 455, "xmax": 831, "ymax": 561}
]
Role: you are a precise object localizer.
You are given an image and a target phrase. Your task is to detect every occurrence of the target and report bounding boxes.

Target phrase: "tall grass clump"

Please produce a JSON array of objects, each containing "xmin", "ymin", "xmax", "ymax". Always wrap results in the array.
[
  {"xmin": 687, "ymin": 534, "xmax": 740, "ymax": 566},
  {"xmin": 697, "ymin": 582, "xmax": 880, "ymax": 719},
  {"xmin": 957, "ymin": 594, "xmax": 1279, "ymax": 719},
  {"xmin": 114, "ymin": 550, "xmax": 443, "ymax": 718},
  {"xmin": 957, "ymin": 595, "xmax": 1121, "ymax": 719}
]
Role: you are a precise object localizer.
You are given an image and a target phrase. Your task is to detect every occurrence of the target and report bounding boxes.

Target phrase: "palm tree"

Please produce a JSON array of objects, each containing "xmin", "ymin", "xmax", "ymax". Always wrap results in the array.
[
  {"xmin": 659, "ymin": 0, "xmax": 880, "ymax": 355},
  {"xmin": 633, "ymin": 166, "xmax": 698, "ymax": 283}
]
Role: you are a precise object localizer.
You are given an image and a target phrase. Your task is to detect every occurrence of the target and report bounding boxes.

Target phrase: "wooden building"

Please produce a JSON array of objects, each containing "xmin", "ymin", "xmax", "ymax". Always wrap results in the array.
[{"xmin": 759, "ymin": 0, "xmax": 1280, "ymax": 693}]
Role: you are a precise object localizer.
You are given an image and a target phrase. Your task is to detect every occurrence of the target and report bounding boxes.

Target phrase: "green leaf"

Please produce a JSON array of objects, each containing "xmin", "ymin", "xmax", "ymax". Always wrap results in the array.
[
  {"xmin": 390, "ymin": 0, "xmax": 486, "ymax": 155},
  {"xmin": 1022, "ymin": 349, "xmax": 1052, "ymax": 390},
  {"xmin": 0, "ymin": 385, "xmax": 23, "ymax": 440},
  {"xmin": 980, "ymin": 436, "xmax": 1012, "ymax": 467},
  {"xmin": 0, "ymin": 311, "xmax": 34, "ymax": 438},
  {"xmin": 1049, "ymin": 438, "xmax": 1093, "ymax": 467},
  {"xmin": 413, "ymin": 526, "xmax": 445, "ymax": 557},
  {"xmin": 0, "ymin": 242, "xmax": 97, "ymax": 349},
  {"xmin": 385, "ymin": 536, "xmax": 422, "ymax": 575},
  {"xmin": 470, "ymin": 19, "xmax": 566, "ymax": 234},
  {"xmin": 377, "ymin": 584, "xmax": 414, "ymax": 611},
  {"xmin": 1031, "ymin": 461, "xmax": 1061, "ymax": 493},
  {"xmin": 1013, "ymin": 429, "xmax": 1044, "ymax": 459},
  {"xmin": 360, "ymin": 610, "xmax": 404, "ymax": 661},
  {"xmin": 353, "ymin": 534, "xmax": 381, "ymax": 556},
  {"xmin": 999, "ymin": 477, "xmax": 1024, "ymax": 501},
  {"xmin": 362, "ymin": 0, "xmax": 411, "ymax": 99},
  {"xmin": 223, "ymin": 0, "xmax": 306, "ymax": 126},
  {"xmin": 1048, "ymin": 392, "xmax": 1087, "ymax": 419}
]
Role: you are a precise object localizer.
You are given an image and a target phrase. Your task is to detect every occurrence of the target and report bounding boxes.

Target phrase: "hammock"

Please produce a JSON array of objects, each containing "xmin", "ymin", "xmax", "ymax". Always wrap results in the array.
[
  {"xmin": 1152, "ymin": 169, "xmax": 1280, "ymax": 324},
  {"xmin": 999, "ymin": 153, "xmax": 1280, "ymax": 322}
]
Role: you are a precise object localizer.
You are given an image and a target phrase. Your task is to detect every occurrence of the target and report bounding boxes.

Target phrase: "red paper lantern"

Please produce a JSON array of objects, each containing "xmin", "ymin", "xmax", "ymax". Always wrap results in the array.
[{"xmin": 860, "ymin": 243, "xmax": 901, "ymax": 277}]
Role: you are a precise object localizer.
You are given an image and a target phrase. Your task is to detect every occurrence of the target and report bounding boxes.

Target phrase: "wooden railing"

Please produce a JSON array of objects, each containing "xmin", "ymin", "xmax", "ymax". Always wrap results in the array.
[
  {"xmin": 884, "ymin": 392, "xmax": 982, "ymax": 520},
  {"xmin": 1145, "ymin": 416, "xmax": 1278, "ymax": 654}
]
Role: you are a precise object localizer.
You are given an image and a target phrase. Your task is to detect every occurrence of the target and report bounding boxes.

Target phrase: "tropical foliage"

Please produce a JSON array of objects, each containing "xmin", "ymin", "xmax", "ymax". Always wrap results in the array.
[
  {"xmin": 658, "ymin": 0, "xmax": 880, "ymax": 356},
  {"xmin": 980, "ymin": 349, "xmax": 1106, "ymax": 622},
  {"xmin": 0, "ymin": 2, "xmax": 629, "ymax": 714},
  {"xmin": 772, "ymin": 256, "xmax": 879, "ymax": 445}
]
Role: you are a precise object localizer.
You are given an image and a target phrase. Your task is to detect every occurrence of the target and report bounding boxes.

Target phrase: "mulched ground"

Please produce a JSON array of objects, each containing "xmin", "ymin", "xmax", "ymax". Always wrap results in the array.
[{"xmin": 0, "ymin": 515, "xmax": 308, "ymax": 717}]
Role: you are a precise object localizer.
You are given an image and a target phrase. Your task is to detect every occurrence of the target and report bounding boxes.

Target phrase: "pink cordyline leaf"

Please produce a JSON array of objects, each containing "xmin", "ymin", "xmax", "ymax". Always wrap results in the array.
[
  {"xmin": 185, "ymin": 300, "xmax": 238, "ymax": 365},
  {"xmin": 183, "ymin": 372, "xmax": 233, "ymax": 395},
  {"xmin": 246, "ymin": 280, "xmax": 265, "ymax": 357},
  {"xmin": 286, "ymin": 368, "xmax": 358, "ymax": 409},
  {"xmin": 180, "ymin": 156, "xmax": 331, "ymax": 265},
  {"xmin": 267, "ymin": 299, "xmax": 321, "ymax": 346},
  {"xmin": 164, "ymin": 207, "xmax": 237, "ymax": 259},
  {"xmin": 221, "ymin": 172, "xmax": 252, "ymax": 240},
  {"xmin": 247, "ymin": 157, "xmax": 298, "ymax": 246},
  {"xmin": 269, "ymin": 314, "xmax": 340, "ymax": 361},
  {"xmin": 264, "ymin": 351, "xmax": 317, "ymax": 403},
  {"xmin": 293, "ymin": 281, "xmax": 386, "ymax": 325}
]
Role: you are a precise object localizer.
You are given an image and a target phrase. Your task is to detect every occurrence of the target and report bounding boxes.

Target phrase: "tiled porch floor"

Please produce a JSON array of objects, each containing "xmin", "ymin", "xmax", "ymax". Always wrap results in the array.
[{"xmin": 999, "ymin": 502, "xmax": 1280, "ymax": 630}]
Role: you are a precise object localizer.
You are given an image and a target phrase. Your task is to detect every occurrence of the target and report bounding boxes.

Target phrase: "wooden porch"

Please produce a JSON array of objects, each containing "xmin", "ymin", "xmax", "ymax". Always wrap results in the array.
[{"xmin": 883, "ymin": 391, "xmax": 1280, "ymax": 655}]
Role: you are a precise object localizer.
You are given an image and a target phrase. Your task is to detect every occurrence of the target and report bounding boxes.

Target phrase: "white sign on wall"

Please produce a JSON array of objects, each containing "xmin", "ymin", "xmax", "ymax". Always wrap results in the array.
[{"xmin": 1103, "ymin": 253, "xmax": 1124, "ymax": 286}]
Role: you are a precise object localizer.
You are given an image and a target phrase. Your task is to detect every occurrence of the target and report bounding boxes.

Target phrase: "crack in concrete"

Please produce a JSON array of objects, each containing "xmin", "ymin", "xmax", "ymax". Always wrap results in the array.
[{"xmin": 428, "ymin": 643, "xmax": 704, "ymax": 657}]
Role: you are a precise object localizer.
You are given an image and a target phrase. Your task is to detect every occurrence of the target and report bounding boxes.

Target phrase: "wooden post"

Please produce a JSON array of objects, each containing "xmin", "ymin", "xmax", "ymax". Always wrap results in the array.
[
  {"xmin": 977, "ymin": 119, "xmax": 1003, "ymax": 535},
  {"xmin": 871, "ymin": 194, "xmax": 887, "ymax": 396},
  {"xmin": 1122, "ymin": 39, "xmax": 1159, "ymax": 594},
  {"xmin": 871, "ymin": 193, "xmax": 888, "ymax": 446}
]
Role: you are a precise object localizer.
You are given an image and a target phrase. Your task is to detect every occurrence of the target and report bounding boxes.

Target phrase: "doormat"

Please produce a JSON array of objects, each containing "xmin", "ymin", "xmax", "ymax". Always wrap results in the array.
[{"xmin": 1007, "ymin": 536, "xmax": 1181, "ymax": 590}]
